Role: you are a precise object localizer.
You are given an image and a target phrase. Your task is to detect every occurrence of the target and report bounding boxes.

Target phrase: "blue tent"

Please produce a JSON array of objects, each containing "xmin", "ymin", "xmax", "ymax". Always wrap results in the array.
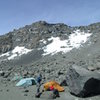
[{"xmin": 16, "ymin": 78, "xmax": 36, "ymax": 87}]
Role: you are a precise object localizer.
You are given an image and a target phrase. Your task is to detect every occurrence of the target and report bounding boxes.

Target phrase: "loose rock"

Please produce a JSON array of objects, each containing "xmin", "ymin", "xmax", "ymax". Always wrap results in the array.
[{"xmin": 66, "ymin": 65, "xmax": 100, "ymax": 97}]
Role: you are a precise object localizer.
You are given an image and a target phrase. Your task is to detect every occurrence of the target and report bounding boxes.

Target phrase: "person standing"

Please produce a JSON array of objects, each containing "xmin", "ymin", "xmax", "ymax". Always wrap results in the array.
[{"xmin": 35, "ymin": 74, "xmax": 42, "ymax": 98}]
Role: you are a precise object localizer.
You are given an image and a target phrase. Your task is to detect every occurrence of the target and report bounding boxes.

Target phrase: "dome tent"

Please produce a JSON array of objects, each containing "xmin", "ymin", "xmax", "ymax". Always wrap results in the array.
[
  {"xmin": 44, "ymin": 81, "xmax": 64, "ymax": 92},
  {"xmin": 16, "ymin": 78, "xmax": 36, "ymax": 87}
]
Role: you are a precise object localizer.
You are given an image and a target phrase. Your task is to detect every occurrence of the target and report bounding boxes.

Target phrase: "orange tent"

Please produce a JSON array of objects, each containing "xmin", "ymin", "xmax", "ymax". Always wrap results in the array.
[{"xmin": 43, "ymin": 81, "xmax": 64, "ymax": 92}]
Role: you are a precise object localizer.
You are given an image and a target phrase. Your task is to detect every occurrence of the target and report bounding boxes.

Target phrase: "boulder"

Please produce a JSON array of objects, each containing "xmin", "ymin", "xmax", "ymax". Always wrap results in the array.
[
  {"xmin": 3, "ymin": 71, "xmax": 11, "ymax": 78},
  {"xmin": 60, "ymin": 79, "xmax": 67, "ymax": 86},
  {"xmin": 0, "ymin": 71, "xmax": 5, "ymax": 76},
  {"xmin": 24, "ymin": 90, "xmax": 29, "ymax": 93},
  {"xmin": 22, "ymin": 70, "xmax": 28, "ymax": 77},
  {"xmin": 66, "ymin": 65, "xmax": 100, "ymax": 97}
]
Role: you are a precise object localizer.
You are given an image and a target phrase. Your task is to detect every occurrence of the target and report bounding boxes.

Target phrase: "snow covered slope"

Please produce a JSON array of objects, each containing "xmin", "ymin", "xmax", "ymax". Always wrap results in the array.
[
  {"xmin": 41, "ymin": 30, "xmax": 91, "ymax": 55},
  {"xmin": 0, "ymin": 29, "xmax": 92, "ymax": 61},
  {"xmin": 0, "ymin": 46, "xmax": 32, "ymax": 61}
]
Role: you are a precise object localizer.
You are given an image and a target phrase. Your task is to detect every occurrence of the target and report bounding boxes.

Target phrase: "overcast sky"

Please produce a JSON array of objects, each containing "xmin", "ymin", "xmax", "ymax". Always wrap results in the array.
[{"xmin": 0, "ymin": 0, "xmax": 100, "ymax": 35}]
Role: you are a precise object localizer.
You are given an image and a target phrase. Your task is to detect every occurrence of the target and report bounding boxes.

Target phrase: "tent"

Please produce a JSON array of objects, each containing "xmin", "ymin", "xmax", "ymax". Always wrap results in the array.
[
  {"xmin": 16, "ymin": 78, "xmax": 36, "ymax": 87},
  {"xmin": 44, "ymin": 81, "xmax": 64, "ymax": 92}
]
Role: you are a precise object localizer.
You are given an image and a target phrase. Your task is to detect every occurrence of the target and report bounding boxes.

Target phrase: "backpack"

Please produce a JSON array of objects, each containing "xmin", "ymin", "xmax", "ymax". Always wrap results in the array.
[{"xmin": 37, "ymin": 76, "xmax": 42, "ymax": 84}]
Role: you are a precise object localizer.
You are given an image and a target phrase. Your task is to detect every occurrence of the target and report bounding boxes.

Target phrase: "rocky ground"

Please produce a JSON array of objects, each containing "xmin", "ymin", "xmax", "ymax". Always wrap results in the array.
[
  {"xmin": 0, "ymin": 78, "xmax": 100, "ymax": 100},
  {"xmin": 0, "ymin": 50, "xmax": 100, "ymax": 100}
]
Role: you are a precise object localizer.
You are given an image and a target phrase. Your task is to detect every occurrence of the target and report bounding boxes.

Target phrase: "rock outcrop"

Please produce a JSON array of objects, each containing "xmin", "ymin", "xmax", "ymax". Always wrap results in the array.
[{"xmin": 66, "ymin": 65, "xmax": 100, "ymax": 97}]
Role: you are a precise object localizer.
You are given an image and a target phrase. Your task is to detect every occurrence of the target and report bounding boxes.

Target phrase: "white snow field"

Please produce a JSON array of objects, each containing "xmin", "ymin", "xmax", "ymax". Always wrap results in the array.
[
  {"xmin": 0, "ymin": 30, "xmax": 91, "ymax": 60},
  {"xmin": 0, "ymin": 46, "xmax": 32, "ymax": 60},
  {"xmin": 42, "ymin": 30, "xmax": 91, "ymax": 55}
]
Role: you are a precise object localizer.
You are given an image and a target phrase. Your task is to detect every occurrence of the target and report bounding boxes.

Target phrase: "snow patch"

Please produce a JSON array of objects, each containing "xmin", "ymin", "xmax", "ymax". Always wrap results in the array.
[
  {"xmin": 42, "ymin": 30, "xmax": 91, "ymax": 56},
  {"xmin": 0, "ymin": 52, "xmax": 10, "ymax": 57},
  {"xmin": 8, "ymin": 46, "xmax": 32, "ymax": 60},
  {"xmin": 12, "ymin": 46, "xmax": 32, "ymax": 56},
  {"xmin": 8, "ymin": 54, "xmax": 17, "ymax": 60},
  {"xmin": 40, "ymin": 39, "xmax": 47, "ymax": 44},
  {"xmin": 0, "ymin": 46, "xmax": 32, "ymax": 60}
]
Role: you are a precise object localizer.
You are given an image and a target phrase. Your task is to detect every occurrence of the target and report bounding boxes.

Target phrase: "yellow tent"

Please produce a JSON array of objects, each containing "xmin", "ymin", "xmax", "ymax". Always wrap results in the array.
[{"xmin": 43, "ymin": 81, "xmax": 64, "ymax": 92}]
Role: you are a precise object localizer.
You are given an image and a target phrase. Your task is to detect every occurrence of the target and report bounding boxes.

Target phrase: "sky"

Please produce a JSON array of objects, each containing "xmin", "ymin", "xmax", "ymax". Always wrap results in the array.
[{"xmin": 0, "ymin": 0, "xmax": 100, "ymax": 35}]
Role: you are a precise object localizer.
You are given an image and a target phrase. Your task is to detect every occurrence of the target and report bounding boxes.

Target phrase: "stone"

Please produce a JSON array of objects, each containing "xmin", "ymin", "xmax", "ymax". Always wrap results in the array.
[
  {"xmin": 24, "ymin": 94, "xmax": 28, "ymax": 96},
  {"xmin": 0, "ymin": 89, "xmax": 3, "ymax": 92},
  {"xmin": 6, "ymin": 89, "xmax": 9, "ymax": 92},
  {"xmin": 66, "ymin": 65, "xmax": 100, "ymax": 97},
  {"xmin": 60, "ymin": 79, "xmax": 67, "ymax": 86},
  {"xmin": 58, "ymin": 70, "xmax": 64, "ymax": 75},
  {"xmin": 22, "ymin": 71, "xmax": 28, "ymax": 77},
  {"xmin": 87, "ymin": 66, "xmax": 96, "ymax": 71},
  {"xmin": 3, "ymin": 72, "xmax": 11, "ymax": 78},
  {"xmin": 24, "ymin": 90, "xmax": 29, "ymax": 92},
  {"xmin": 0, "ymin": 71, "xmax": 5, "ymax": 76}
]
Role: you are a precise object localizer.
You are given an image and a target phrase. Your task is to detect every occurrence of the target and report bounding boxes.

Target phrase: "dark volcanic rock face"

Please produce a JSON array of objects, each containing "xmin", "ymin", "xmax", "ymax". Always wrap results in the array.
[
  {"xmin": 0, "ymin": 33, "xmax": 13, "ymax": 53},
  {"xmin": 66, "ymin": 65, "xmax": 100, "ymax": 97}
]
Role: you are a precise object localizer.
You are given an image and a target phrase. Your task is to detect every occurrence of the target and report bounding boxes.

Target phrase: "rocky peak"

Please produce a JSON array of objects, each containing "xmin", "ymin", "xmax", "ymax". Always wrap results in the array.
[
  {"xmin": 0, "ymin": 21, "xmax": 100, "ymax": 54},
  {"xmin": 33, "ymin": 20, "xmax": 48, "ymax": 26}
]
